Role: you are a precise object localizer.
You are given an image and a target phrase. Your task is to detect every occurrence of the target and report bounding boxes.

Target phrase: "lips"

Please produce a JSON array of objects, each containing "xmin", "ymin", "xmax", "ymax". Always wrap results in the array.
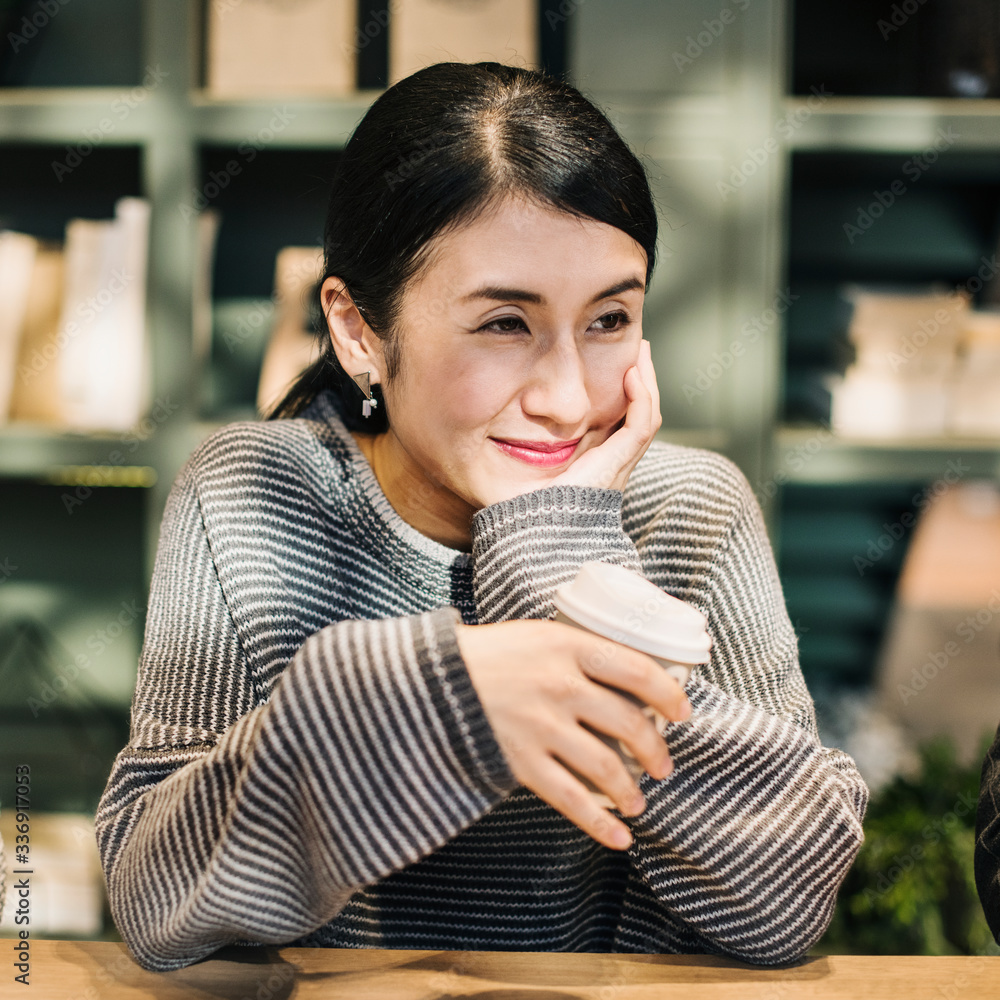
[{"xmin": 490, "ymin": 437, "xmax": 581, "ymax": 468}]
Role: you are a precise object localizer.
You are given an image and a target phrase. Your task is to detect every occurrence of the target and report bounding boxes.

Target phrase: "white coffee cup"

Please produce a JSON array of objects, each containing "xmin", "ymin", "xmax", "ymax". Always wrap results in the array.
[{"xmin": 552, "ymin": 561, "xmax": 712, "ymax": 809}]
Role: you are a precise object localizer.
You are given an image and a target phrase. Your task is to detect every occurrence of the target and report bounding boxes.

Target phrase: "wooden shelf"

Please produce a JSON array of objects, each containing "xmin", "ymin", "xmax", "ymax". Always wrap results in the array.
[
  {"xmin": 775, "ymin": 425, "xmax": 1000, "ymax": 483},
  {"xmin": 783, "ymin": 96, "xmax": 1000, "ymax": 151},
  {"xmin": 0, "ymin": 425, "xmax": 158, "ymax": 480},
  {"xmin": 0, "ymin": 88, "xmax": 159, "ymax": 143},
  {"xmin": 189, "ymin": 91, "xmax": 380, "ymax": 146}
]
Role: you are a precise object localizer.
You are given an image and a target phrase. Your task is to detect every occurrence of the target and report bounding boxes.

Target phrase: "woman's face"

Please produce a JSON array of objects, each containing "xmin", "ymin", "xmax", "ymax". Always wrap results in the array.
[{"xmin": 343, "ymin": 196, "xmax": 648, "ymax": 522}]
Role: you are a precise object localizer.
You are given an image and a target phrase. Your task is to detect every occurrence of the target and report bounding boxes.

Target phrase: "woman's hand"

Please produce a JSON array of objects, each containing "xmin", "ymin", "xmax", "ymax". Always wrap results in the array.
[
  {"xmin": 550, "ymin": 338, "xmax": 661, "ymax": 494},
  {"xmin": 455, "ymin": 617, "xmax": 691, "ymax": 850}
]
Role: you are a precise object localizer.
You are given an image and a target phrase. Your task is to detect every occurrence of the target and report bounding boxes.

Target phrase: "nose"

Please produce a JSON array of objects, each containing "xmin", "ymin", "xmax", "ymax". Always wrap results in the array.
[{"xmin": 519, "ymin": 340, "xmax": 590, "ymax": 428}]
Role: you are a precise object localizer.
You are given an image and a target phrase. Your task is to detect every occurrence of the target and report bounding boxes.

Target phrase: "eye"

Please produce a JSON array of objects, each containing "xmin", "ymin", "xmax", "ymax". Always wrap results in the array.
[
  {"xmin": 479, "ymin": 316, "xmax": 528, "ymax": 334},
  {"xmin": 592, "ymin": 311, "xmax": 630, "ymax": 332}
]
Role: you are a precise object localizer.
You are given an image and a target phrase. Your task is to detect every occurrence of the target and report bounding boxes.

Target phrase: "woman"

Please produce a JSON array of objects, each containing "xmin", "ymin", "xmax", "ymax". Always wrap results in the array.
[{"xmin": 95, "ymin": 61, "xmax": 867, "ymax": 972}]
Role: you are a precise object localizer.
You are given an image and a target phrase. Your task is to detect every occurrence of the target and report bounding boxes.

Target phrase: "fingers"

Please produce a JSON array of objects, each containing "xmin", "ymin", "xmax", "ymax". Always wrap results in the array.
[
  {"xmin": 567, "ymin": 680, "xmax": 675, "ymax": 783},
  {"xmin": 520, "ymin": 755, "xmax": 636, "ymax": 851},
  {"xmin": 544, "ymin": 718, "xmax": 651, "ymax": 814},
  {"xmin": 570, "ymin": 632, "xmax": 692, "ymax": 725},
  {"xmin": 637, "ymin": 338, "xmax": 662, "ymax": 431},
  {"xmin": 623, "ymin": 339, "xmax": 660, "ymax": 439}
]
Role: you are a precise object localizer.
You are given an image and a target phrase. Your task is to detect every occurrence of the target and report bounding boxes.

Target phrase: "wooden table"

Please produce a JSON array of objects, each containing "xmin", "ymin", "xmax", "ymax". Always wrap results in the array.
[{"xmin": 22, "ymin": 939, "xmax": 1000, "ymax": 999}]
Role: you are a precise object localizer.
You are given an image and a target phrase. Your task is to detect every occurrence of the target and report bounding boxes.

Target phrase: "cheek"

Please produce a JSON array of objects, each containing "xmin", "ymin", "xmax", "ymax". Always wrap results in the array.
[
  {"xmin": 427, "ymin": 354, "xmax": 505, "ymax": 430},
  {"xmin": 588, "ymin": 347, "xmax": 636, "ymax": 418}
]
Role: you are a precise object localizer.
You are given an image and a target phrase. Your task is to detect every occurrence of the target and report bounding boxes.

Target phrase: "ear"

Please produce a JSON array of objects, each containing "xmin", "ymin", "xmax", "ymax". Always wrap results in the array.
[{"xmin": 321, "ymin": 276, "xmax": 383, "ymax": 386}]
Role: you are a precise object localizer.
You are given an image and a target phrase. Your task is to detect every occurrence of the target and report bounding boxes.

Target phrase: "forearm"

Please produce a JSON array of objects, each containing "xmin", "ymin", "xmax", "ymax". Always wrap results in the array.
[
  {"xmin": 625, "ymin": 674, "xmax": 868, "ymax": 965},
  {"xmin": 472, "ymin": 485, "xmax": 640, "ymax": 622},
  {"xmin": 96, "ymin": 608, "xmax": 517, "ymax": 971}
]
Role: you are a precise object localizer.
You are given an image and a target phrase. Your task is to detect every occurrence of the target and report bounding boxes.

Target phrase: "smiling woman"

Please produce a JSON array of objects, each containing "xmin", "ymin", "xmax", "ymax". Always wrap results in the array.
[
  {"xmin": 94, "ymin": 61, "xmax": 868, "ymax": 973},
  {"xmin": 325, "ymin": 196, "xmax": 654, "ymax": 550}
]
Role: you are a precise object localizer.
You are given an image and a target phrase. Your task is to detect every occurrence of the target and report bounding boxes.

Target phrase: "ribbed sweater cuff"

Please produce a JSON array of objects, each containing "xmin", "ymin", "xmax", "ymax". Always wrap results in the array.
[
  {"xmin": 472, "ymin": 485, "xmax": 626, "ymax": 539},
  {"xmin": 422, "ymin": 605, "xmax": 517, "ymax": 796},
  {"xmin": 471, "ymin": 486, "xmax": 641, "ymax": 624}
]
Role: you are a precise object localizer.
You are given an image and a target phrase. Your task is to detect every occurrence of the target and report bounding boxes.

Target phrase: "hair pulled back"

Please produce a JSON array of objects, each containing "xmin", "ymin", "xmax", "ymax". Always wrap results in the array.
[{"xmin": 267, "ymin": 61, "xmax": 658, "ymax": 430}]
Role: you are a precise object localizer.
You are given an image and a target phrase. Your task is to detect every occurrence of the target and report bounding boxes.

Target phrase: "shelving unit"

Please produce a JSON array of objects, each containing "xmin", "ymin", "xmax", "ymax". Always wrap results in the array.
[
  {"xmin": 775, "ymin": 2, "xmax": 1000, "ymax": 690},
  {"xmin": 2, "ymin": 0, "xmax": 1000, "ymax": 823},
  {"xmin": 783, "ymin": 96, "xmax": 1000, "ymax": 151},
  {"xmin": 775, "ymin": 427, "xmax": 1000, "ymax": 484}
]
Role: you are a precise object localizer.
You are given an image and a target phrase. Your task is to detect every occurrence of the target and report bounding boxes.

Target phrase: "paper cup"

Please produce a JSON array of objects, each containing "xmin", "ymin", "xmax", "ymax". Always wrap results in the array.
[{"xmin": 552, "ymin": 562, "xmax": 711, "ymax": 809}]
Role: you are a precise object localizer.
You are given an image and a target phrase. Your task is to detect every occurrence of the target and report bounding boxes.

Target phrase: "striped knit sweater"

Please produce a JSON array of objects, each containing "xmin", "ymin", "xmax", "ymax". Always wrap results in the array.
[{"xmin": 94, "ymin": 386, "xmax": 868, "ymax": 972}]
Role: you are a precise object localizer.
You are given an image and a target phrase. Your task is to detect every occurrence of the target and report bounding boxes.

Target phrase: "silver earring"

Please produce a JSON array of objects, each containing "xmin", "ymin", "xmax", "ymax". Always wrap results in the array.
[{"xmin": 352, "ymin": 371, "xmax": 378, "ymax": 418}]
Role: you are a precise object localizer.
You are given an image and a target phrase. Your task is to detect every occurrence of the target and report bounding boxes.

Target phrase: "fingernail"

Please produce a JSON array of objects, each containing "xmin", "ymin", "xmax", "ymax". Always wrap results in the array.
[
  {"xmin": 613, "ymin": 827, "xmax": 632, "ymax": 849},
  {"xmin": 680, "ymin": 698, "xmax": 692, "ymax": 720}
]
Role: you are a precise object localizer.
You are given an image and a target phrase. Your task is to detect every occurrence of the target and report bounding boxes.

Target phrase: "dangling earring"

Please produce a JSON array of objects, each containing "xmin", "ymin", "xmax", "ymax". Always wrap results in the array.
[{"xmin": 352, "ymin": 371, "xmax": 378, "ymax": 418}]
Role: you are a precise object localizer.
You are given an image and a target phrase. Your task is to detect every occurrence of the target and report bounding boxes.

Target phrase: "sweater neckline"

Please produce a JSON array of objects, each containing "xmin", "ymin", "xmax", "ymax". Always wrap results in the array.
[{"xmin": 299, "ymin": 388, "xmax": 474, "ymax": 591}]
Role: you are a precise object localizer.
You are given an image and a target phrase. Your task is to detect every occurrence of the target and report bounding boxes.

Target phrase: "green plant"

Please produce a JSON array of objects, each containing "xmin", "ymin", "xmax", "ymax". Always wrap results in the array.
[{"xmin": 817, "ymin": 734, "xmax": 999, "ymax": 955}]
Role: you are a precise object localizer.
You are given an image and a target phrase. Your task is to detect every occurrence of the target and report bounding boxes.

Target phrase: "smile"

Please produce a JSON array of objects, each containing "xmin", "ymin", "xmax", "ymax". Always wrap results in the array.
[{"xmin": 490, "ymin": 437, "xmax": 581, "ymax": 467}]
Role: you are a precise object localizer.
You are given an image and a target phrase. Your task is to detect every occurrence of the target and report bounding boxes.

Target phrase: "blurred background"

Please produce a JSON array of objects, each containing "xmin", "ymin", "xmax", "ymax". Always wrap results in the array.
[{"xmin": 1, "ymin": 0, "xmax": 999, "ymax": 956}]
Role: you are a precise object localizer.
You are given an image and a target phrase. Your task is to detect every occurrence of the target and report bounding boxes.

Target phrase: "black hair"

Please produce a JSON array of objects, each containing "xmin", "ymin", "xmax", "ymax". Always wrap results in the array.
[{"xmin": 266, "ymin": 60, "xmax": 658, "ymax": 430}]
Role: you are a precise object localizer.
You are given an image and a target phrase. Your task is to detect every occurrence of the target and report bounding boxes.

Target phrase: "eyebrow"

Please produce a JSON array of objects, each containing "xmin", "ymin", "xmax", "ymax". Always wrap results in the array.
[{"xmin": 461, "ymin": 276, "xmax": 645, "ymax": 306}]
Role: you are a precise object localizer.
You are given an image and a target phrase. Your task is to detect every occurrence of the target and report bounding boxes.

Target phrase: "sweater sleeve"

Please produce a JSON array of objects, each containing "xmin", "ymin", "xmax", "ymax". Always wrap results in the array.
[
  {"xmin": 94, "ymin": 458, "xmax": 517, "ymax": 972},
  {"xmin": 471, "ymin": 484, "xmax": 643, "ymax": 621},
  {"xmin": 469, "ymin": 473, "xmax": 868, "ymax": 966}
]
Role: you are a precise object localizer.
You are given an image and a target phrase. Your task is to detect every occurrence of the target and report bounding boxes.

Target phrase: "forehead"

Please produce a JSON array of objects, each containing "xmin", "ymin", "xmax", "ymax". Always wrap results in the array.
[{"xmin": 410, "ymin": 196, "xmax": 647, "ymax": 297}]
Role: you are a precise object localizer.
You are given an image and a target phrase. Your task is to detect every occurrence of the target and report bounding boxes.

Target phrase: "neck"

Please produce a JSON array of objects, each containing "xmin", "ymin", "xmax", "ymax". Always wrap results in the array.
[{"xmin": 351, "ymin": 429, "xmax": 475, "ymax": 553}]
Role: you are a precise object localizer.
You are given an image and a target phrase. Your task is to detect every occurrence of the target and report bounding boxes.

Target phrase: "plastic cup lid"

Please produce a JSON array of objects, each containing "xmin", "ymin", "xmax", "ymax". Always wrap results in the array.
[{"xmin": 552, "ymin": 561, "xmax": 712, "ymax": 664}]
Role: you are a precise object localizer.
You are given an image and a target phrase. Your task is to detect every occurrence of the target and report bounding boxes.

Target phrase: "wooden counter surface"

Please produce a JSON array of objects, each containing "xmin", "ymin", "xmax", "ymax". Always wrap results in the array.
[{"xmin": 21, "ymin": 939, "xmax": 1000, "ymax": 999}]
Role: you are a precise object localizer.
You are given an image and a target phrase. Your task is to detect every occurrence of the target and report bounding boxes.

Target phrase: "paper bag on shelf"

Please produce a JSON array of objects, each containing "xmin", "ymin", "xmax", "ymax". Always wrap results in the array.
[
  {"xmin": 0, "ymin": 230, "xmax": 38, "ymax": 423},
  {"xmin": 257, "ymin": 246, "xmax": 325, "ymax": 418},
  {"xmin": 206, "ymin": 0, "xmax": 356, "ymax": 97},
  {"xmin": 949, "ymin": 310, "xmax": 1000, "ymax": 436},
  {"xmin": 7, "ymin": 246, "xmax": 65, "ymax": 428},
  {"xmin": 58, "ymin": 197, "xmax": 150, "ymax": 434},
  {"xmin": 830, "ymin": 367, "xmax": 951, "ymax": 438},
  {"xmin": 843, "ymin": 285, "xmax": 970, "ymax": 376},
  {"xmin": 389, "ymin": 0, "xmax": 538, "ymax": 84}
]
